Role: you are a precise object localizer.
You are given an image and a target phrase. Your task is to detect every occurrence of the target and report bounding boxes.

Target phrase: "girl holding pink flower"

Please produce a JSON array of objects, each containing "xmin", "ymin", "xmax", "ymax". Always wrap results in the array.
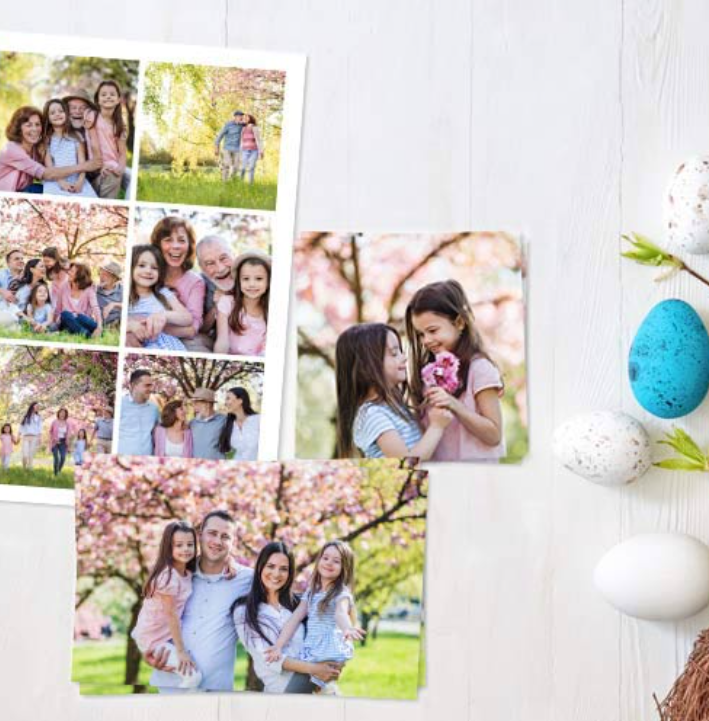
[
  {"xmin": 405, "ymin": 279, "xmax": 506, "ymax": 462},
  {"xmin": 335, "ymin": 323, "xmax": 452, "ymax": 460}
]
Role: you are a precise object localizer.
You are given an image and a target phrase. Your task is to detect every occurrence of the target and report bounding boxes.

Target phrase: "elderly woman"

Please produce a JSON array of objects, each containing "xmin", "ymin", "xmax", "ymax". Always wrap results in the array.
[
  {"xmin": 150, "ymin": 216, "xmax": 206, "ymax": 350},
  {"xmin": 0, "ymin": 106, "xmax": 100, "ymax": 193}
]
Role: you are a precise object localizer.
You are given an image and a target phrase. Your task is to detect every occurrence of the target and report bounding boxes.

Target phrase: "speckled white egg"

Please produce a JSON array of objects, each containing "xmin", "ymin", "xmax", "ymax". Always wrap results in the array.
[
  {"xmin": 594, "ymin": 533, "xmax": 709, "ymax": 621},
  {"xmin": 552, "ymin": 411, "xmax": 651, "ymax": 485},
  {"xmin": 665, "ymin": 156, "xmax": 709, "ymax": 254}
]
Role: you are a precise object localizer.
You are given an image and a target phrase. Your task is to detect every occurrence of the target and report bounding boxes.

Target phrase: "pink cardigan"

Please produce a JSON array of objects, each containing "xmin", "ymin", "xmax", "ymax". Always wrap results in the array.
[
  {"xmin": 153, "ymin": 426, "xmax": 194, "ymax": 458},
  {"xmin": 0, "ymin": 141, "xmax": 46, "ymax": 191},
  {"xmin": 54, "ymin": 283, "xmax": 101, "ymax": 323},
  {"xmin": 49, "ymin": 419, "xmax": 77, "ymax": 448},
  {"xmin": 172, "ymin": 271, "xmax": 206, "ymax": 334}
]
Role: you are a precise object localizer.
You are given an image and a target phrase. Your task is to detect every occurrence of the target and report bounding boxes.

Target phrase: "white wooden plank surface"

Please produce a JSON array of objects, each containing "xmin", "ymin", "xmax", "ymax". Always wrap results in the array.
[{"xmin": 1, "ymin": 1, "xmax": 708, "ymax": 719}]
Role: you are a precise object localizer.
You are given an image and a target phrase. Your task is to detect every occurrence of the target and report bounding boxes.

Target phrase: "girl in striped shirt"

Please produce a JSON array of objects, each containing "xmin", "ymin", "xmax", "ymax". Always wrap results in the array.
[
  {"xmin": 334, "ymin": 322, "xmax": 452, "ymax": 460},
  {"xmin": 264, "ymin": 540, "xmax": 363, "ymax": 694}
]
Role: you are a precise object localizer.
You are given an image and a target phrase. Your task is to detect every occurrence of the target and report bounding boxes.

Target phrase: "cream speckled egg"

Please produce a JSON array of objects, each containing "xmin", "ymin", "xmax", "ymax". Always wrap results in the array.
[
  {"xmin": 594, "ymin": 533, "xmax": 709, "ymax": 621},
  {"xmin": 665, "ymin": 156, "xmax": 709, "ymax": 254},
  {"xmin": 552, "ymin": 411, "xmax": 651, "ymax": 485}
]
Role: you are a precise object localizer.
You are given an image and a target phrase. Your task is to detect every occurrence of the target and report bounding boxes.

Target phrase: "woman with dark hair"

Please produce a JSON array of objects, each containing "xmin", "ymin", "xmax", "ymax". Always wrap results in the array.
[
  {"xmin": 41, "ymin": 247, "xmax": 70, "ymax": 291},
  {"xmin": 153, "ymin": 400, "xmax": 194, "ymax": 458},
  {"xmin": 13, "ymin": 259, "xmax": 47, "ymax": 312},
  {"xmin": 0, "ymin": 106, "xmax": 100, "ymax": 193},
  {"xmin": 54, "ymin": 262, "xmax": 103, "ymax": 338},
  {"xmin": 18, "ymin": 402, "xmax": 42, "ymax": 470},
  {"xmin": 239, "ymin": 114, "xmax": 263, "ymax": 184},
  {"xmin": 232, "ymin": 541, "xmax": 341, "ymax": 693},
  {"xmin": 150, "ymin": 217, "xmax": 206, "ymax": 348},
  {"xmin": 49, "ymin": 407, "xmax": 75, "ymax": 476},
  {"xmin": 218, "ymin": 387, "xmax": 260, "ymax": 460}
]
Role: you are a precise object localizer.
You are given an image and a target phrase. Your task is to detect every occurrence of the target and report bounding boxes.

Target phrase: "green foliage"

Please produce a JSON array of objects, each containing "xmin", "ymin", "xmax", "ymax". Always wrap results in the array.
[
  {"xmin": 655, "ymin": 428, "xmax": 709, "ymax": 472},
  {"xmin": 0, "ymin": 466, "xmax": 73, "ymax": 489},
  {"xmin": 0, "ymin": 326, "xmax": 120, "ymax": 347},
  {"xmin": 137, "ymin": 168, "xmax": 278, "ymax": 211},
  {"xmin": 621, "ymin": 232, "xmax": 683, "ymax": 274}
]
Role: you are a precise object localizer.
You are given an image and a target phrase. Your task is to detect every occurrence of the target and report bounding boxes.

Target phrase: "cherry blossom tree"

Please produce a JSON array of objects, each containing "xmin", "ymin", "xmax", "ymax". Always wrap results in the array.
[
  {"xmin": 0, "ymin": 198, "xmax": 128, "ymax": 267},
  {"xmin": 74, "ymin": 455, "xmax": 426, "ymax": 689},
  {"xmin": 295, "ymin": 232, "xmax": 528, "ymax": 460}
]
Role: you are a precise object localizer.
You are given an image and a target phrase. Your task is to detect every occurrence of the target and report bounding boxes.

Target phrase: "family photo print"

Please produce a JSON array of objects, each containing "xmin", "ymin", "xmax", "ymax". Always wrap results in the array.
[
  {"xmin": 295, "ymin": 231, "xmax": 528, "ymax": 464},
  {"xmin": 73, "ymin": 455, "xmax": 427, "ymax": 698}
]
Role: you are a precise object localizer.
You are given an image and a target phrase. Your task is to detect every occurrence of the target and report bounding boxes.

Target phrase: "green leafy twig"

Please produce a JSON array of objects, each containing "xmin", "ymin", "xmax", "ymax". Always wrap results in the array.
[
  {"xmin": 654, "ymin": 428, "xmax": 709, "ymax": 472},
  {"xmin": 621, "ymin": 232, "xmax": 709, "ymax": 288}
]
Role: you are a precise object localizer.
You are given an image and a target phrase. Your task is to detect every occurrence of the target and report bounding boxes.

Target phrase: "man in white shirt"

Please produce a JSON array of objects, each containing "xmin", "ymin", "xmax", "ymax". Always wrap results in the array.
[{"xmin": 146, "ymin": 510, "xmax": 254, "ymax": 691}]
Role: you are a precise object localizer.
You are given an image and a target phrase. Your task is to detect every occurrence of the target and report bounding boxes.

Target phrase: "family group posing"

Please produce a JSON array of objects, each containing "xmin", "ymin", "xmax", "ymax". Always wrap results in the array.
[
  {"xmin": 214, "ymin": 110, "xmax": 264, "ymax": 185},
  {"xmin": 0, "ymin": 83, "xmax": 129, "ymax": 198},
  {"xmin": 133, "ymin": 511, "xmax": 362, "ymax": 694},
  {"xmin": 0, "ymin": 247, "xmax": 122, "ymax": 339},
  {"xmin": 1, "ymin": 403, "xmax": 113, "ymax": 475},
  {"xmin": 128, "ymin": 216, "xmax": 270, "ymax": 356},
  {"xmin": 336, "ymin": 279, "xmax": 506, "ymax": 462},
  {"xmin": 118, "ymin": 370, "xmax": 260, "ymax": 461}
]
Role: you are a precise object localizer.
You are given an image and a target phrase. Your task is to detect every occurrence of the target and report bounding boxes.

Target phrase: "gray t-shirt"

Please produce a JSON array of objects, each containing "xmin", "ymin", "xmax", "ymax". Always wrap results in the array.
[
  {"xmin": 94, "ymin": 417, "xmax": 114, "ymax": 440},
  {"xmin": 117, "ymin": 397, "xmax": 159, "ymax": 456},
  {"xmin": 96, "ymin": 282, "xmax": 122, "ymax": 326},
  {"xmin": 189, "ymin": 414, "xmax": 227, "ymax": 460}
]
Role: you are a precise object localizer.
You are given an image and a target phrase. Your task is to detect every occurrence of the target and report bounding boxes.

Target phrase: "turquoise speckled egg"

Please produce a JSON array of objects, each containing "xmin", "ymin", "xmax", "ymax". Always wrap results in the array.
[{"xmin": 629, "ymin": 299, "xmax": 709, "ymax": 418}]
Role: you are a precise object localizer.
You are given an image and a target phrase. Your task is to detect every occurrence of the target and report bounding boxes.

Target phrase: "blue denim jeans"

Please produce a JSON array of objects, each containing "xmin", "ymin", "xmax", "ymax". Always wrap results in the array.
[
  {"xmin": 59, "ymin": 311, "xmax": 97, "ymax": 338},
  {"xmin": 240, "ymin": 150, "xmax": 259, "ymax": 183},
  {"xmin": 52, "ymin": 439, "xmax": 67, "ymax": 476}
]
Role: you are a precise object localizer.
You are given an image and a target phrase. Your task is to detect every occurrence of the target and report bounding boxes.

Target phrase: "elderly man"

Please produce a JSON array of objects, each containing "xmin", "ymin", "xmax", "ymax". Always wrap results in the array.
[
  {"xmin": 90, "ymin": 407, "xmax": 114, "ymax": 455},
  {"xmin": 195, "ymin": 235, "xmax": 236, "ymax": 345},
  {"xmin": 189, "ymin": 387, "xmax": 226, "ymax": 460},
  {"xmin": 214, "ymin": 110, "xmax": 245, "ymax": 181},
  {"xmin": 117, "ymin": 370, "xmax": 160, "ymax": 456},
  {"xmin": 96, "ymin": 261, "xmax": 123, "ymax": 327}
]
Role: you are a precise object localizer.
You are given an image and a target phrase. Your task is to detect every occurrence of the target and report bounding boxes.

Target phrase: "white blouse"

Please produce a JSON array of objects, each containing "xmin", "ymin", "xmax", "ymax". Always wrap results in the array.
[
  {"xmin": 230, "ymin": 414, "xmax": 260, "ymax": 460},
  {"xmin": 164, "ymin": 437, "xmax": 185, "ymax": 458},
  {"xmin": 19, "ymin": 414, "xmax": 42, "ymax": 437},
  {"xmin": 233, "ymin": 602, "xmax": 305, "ymax": 693}
]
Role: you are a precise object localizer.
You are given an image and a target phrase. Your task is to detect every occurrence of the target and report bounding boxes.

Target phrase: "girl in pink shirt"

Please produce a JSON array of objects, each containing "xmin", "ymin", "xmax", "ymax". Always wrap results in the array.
[
  {"xmin": 85, "ymin": 81, "xmax": 127, "ymax": 199},
  {"xmin": 131, "ymin": 521, "xmax": 202, "ymax": 688},
  {"xmin": 214, "ymin": 251, "xmax": 270, "ymax": 357},
  {"xmin": 54, "ymin": 262, "xmax": 103, "ymax": 339},
  {"xmin": 405, "ymin": 280, "xmax": 506, "ymax": 462},
  {"xmin": 0, "ymin": 423, "xmax": 19, "ymax": 469}
]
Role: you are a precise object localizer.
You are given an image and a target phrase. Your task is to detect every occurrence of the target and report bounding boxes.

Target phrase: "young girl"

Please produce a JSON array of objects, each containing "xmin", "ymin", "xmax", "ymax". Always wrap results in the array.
[
  {"xmin": 87, "ymin": 80, "xmax": 127, "ymax": 199},
  {"xmin": 214, "ymin": 251, "xmax": 269, "ymax": 357},
  {"xmin": 405, "ymin": 279, "xmax": 506, "ymax": 462},
  {"xmin": 128, "ymin": 245, "xmax": 192, "ymax": 351},
  {"xmin": 335, "ymin": 322, "xmax": 452, "ymax": 460},
  {"xmin": 131, "ymin": 521, "xmax": 202, "ymax": 689},
  {"xmin": 264, "ymin": 540, "xmax": 364, "ymax": 694},
  {"xmin": 1, "ymin": 424, "xmax": 18, "ymax": 469},
  {"xmin": 40, "ymin": 99, "xmax": 97, "ymax": 198},
  {"xmin": 22, "ymin": 283, "xmax": 56, "ymax": 333},
  {"xmin": 73, "ymin": 428, "xmax": 88, "ymax": 466}
]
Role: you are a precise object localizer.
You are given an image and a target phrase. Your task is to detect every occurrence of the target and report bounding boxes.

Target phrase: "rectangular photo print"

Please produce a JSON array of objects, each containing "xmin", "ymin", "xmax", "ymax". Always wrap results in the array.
[
  {"xmin": 0, "ymin": 343, "xmax": 118, "ymax": 504},
  {"xmin": 128, "ymin": 207, "xmax": 271, "ymax": 357},
  {"xmin": 0, "ymin": 49, "xmax": 138, "ymax": 201},
  {"xmin": 73, "ymin": 456, "xmax": 427, "ymax": 699},
  {"xmin": 117, "ymin": 352, "xmax": 264, "ymax": 461},
  {"xmin": 0, "ymin": 197, "xmax": 127, "ymax": 346},
  {"xmin": 138, "ymin": 63, "xmax": 286, "ymax": 211},
  {"xmin": 295, "ymin": 231, "xmax": 528, "ymax": 463}
]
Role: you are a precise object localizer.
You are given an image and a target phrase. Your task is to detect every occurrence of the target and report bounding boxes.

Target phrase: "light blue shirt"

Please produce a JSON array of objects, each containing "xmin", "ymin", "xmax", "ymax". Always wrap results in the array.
[
  {"xmin": 190, "ymin": 414, "xmax": 227, "ymax": 460},
  {"xmin": 0, "ymin": 268, "xmax": 13, "ymax": 290},
  {"xmin": 151, "ymin": 564, "xmax": 255, "ymax": 691},
  {"xmin": 354, "ymin": 402, "xmax": 422, "ymax": 458},
  {"xmin": 117, "ymin": 396, "xmax": 159, "ymax": 456},
  {"xmin": 214, "ymin": 120, "xmax": 244, "ymax": 152}
]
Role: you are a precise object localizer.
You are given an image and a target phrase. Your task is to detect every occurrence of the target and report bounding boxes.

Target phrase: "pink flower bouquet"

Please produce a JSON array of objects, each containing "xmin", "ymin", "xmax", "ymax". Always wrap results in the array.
[{"xmin": 421, "ymin": 351, "xmax": 460, "ymax": 394}]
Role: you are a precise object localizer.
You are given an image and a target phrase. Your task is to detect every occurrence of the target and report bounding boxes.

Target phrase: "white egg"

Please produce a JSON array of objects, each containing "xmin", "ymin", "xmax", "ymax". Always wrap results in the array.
[
  {"xmin": 594, "ymin": 533, "xmax": 709, "ymax": 621},
  {"xmin": 665, "ymin": 156, "xmax": 709, "ymax": 254},
  {"xmin": 552, "ymin": 411, "xmax": 651, "ymax": 485}
]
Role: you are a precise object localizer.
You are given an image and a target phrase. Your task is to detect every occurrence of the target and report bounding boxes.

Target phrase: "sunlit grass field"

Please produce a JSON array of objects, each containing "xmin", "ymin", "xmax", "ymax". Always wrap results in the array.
[{"xmin": 0, "ymin": 326, "xmax": 120, "ymax": 347}]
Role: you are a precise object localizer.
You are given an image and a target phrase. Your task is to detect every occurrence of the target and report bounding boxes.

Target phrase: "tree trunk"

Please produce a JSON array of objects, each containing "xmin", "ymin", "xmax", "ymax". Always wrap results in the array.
[
  {"xmin": 124, "ymin": 597, "xmax": 147, "ymax": 692},
  {"xmin": 246, "ymin": 656, "xmax": 264, "ymax": 692}
]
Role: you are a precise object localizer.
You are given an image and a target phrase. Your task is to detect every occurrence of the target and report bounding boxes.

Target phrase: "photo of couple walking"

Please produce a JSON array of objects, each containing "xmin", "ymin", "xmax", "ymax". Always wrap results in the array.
[
  {"xmin": 118, "ymin": 365, "xmax": 262, "ymax": 461},
  {"xmin": 0, "ymin": 52, "xmax": 137, "ymax": 199},
  {"xmin": 129, "ymin": 209, "xmax": 271, "ymax": 356},
  {"xmin": 73, "ymin": 455, "xmax": 426, "ymax": 698},
  {"xmin": 296, "ymin": 232, "xmax": 528, "ymax": 463}
]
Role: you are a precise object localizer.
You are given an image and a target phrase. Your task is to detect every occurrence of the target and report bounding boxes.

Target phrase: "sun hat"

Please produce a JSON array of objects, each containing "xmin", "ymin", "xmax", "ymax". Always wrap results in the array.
[
  {"xmin": 100, "ymin": 261, "xmax": 123, "ymax": 279},
  {"xmin": 62, "ymin": 88, "xmax": 97, "ymax": 109},
  {"xmin": 191, "ymin": 387, "xmax": 216, "ymax": 403}
]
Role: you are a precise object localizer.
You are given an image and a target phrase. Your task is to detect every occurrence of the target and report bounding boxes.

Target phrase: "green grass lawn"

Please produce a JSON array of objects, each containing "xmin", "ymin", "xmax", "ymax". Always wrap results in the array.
[
  {"xmin": 137, "ymin": 166, "xmax": 278, "ymax": 210},
  {"xmin": 74, "ymin": 631, "xmax": 421, "ymax": 698},
  {"xmin": 0, "ymin": 463, "xmax": 73, "ymax": 489},
  {"xmin": 0, "ymin": 326, "xmax": 120, "ymax": 347}
]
